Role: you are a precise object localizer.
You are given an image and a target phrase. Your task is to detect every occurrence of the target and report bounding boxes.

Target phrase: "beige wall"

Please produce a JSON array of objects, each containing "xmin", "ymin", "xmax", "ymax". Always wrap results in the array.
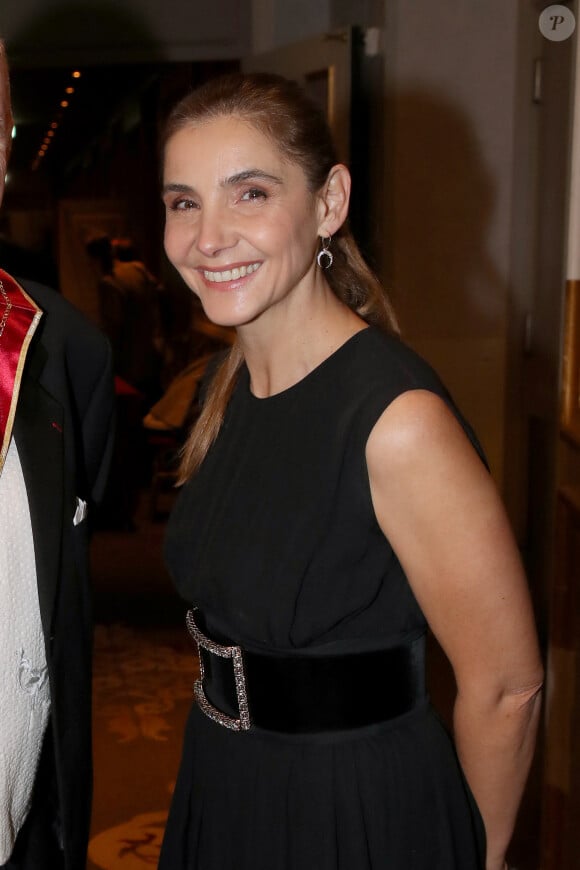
[{"xmin": 380, "ymin": 1, "xmax": 527, "ymax": 488}]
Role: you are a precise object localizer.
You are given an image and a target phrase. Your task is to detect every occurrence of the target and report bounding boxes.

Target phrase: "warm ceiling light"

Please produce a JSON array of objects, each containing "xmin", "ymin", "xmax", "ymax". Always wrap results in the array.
[
  {"xmin": 47, "ymin": 130, "xmax": 55, "ymax": 137},
  {"xmin": 65, "ymin": 87, "xmax": 74, "ymax": 94},
  {"xmin": 51, "ymin": 122, "xmax": 58, "ymax": 129},
  {"xmin": 43, "ymin": 137, "xmax": 51, "ymax": 144},
  {"xmin": 72, "ymin": 70, "xmax": 81, "ymax": 79},
  {"xmin": 60, "ymin": 100, "xmax": 69, "ymax": 108}
]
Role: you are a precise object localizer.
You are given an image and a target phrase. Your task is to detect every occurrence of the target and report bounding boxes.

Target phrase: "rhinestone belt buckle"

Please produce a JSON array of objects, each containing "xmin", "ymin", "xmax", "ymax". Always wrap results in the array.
[{"xmin": 186, "ymin": 609, "xmax": 251, "ymax": 731}]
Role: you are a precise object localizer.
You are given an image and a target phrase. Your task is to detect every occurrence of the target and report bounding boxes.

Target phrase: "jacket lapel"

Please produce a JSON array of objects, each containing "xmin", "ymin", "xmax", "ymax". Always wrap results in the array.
[{"xmin": 13, "ymin": 339, "xmax": 65, "ymax": 643}]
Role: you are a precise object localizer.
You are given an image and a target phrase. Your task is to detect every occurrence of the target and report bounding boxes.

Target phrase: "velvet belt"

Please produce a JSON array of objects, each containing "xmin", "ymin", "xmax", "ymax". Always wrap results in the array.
[{"xmin": 186, "ymin": 609, "xmax": 427, "ymax": 734}]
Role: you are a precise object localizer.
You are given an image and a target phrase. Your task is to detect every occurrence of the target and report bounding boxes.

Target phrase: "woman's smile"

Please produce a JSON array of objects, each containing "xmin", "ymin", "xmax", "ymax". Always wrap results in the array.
[{"xmin": 199, "ymin": 261, "xmax": 262, "ymax": 287}]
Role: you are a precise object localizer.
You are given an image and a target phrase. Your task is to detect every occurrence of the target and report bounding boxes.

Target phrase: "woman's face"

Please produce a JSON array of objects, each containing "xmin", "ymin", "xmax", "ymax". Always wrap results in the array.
[{"xmin": 162, "ymin": 115, "xmax": 325, "ymax": 329}]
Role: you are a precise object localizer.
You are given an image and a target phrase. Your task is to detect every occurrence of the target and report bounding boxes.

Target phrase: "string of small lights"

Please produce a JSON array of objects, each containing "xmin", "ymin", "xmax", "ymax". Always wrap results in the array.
[{"xmin": 31, "ymin": 69, "xmax": 82, "ymax": 171}]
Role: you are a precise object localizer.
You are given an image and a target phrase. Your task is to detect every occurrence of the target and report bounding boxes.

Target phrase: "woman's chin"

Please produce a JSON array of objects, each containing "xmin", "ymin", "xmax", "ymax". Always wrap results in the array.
[{"xmin": 198, "ymin": 302, "xmax": 254, "ymax": 330}]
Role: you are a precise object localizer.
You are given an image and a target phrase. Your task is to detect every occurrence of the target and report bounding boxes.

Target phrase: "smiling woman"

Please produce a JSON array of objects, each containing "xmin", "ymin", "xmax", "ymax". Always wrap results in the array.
[
  {"xmin": 158, "ymin": 72, "xmax": 542, "ymax": 870},
  {"xmin": 162, "ymin": 115, "xmax": 342, "ymax": 332}
]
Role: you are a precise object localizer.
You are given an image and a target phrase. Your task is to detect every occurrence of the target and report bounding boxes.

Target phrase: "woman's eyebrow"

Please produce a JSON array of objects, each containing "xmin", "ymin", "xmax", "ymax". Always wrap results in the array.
[
  {"xmin": 162, "ymin": 182, "xmax": 194, "ymax": 196},
  {"xmin": 224, "ymin": 169, "xmax": 283, "ymax": 186}
]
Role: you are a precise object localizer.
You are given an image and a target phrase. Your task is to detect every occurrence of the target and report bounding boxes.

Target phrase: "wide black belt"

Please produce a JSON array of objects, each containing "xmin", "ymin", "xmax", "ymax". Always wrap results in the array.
[{"xmin": 186, "ymin": 609, "xmax": 427, "ymax": 734}]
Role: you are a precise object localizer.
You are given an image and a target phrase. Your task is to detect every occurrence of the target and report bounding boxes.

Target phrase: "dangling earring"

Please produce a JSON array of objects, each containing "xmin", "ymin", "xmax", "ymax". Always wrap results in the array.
[{"xmin": 317, "ymin": 236, "xmax": 333, "ymax": 270}]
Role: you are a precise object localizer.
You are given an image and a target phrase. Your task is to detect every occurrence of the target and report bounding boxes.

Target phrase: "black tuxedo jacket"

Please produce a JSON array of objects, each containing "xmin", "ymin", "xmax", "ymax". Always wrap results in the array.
[{"xmin": 12, "ymin": 280, "xmax": 114, "ymax": 869}]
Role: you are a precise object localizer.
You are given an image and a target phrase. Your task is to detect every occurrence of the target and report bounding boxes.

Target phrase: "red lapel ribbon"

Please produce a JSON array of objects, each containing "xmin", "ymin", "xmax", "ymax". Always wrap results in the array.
[{"xmin": 0, "ymin": 268, "xmax": 43, "ymax": 476}]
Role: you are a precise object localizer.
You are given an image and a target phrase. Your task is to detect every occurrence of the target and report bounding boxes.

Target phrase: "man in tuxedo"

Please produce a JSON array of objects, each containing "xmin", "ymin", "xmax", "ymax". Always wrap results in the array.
[{"xmin": 0, "ymin": 42, "xmax": 115, "ymax": 869}]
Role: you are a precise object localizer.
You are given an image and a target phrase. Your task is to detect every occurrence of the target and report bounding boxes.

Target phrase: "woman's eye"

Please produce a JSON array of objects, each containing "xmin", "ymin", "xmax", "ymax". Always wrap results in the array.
[
  {"xmin": 241, "ymin": 188, "xmax": 267, "ymax": 202},
  {"xmin": 169, "ymin": 198, "xmax": 198, "ymax": 211}
]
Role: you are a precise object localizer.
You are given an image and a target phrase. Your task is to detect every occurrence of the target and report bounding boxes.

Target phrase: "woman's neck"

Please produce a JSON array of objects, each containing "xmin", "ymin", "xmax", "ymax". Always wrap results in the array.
[{"xmin": 238, "ymin": 290, "xmax": 366, "ymax": 399}]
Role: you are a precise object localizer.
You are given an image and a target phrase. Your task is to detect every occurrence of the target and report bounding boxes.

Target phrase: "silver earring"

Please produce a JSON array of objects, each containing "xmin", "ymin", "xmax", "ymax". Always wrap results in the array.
[{"xmin": 317, "ymin": 236, "xmax": 333, "ymax": 269}]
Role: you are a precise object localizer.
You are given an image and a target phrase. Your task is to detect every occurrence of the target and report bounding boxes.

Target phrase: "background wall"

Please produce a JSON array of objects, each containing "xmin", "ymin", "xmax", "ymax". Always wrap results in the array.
[
  {"xmin": 380, "ymin": 1, "xmax": 525, "ymax": 490},
  {"xmin": 251, "ymin": 0, "xmax": 383, "ymax": 52}
]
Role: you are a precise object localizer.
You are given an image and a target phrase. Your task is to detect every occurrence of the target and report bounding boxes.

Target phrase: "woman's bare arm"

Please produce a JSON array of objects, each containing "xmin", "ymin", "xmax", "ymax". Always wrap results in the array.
[{"xmin": 366, "ymin": 390, "xmax": 543, "ymax": 870}]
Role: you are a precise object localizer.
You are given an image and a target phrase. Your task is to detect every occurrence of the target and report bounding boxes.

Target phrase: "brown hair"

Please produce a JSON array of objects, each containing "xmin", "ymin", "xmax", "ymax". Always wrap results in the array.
[{"xmin": 163, "ymin": 72, "xmax": 399, "ymax": 481}]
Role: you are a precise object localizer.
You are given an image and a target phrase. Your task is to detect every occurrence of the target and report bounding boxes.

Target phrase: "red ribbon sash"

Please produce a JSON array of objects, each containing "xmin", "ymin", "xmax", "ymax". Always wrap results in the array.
[{"xmin": 0, "ymin": 268, "xmax": 43, "ymax": 475}]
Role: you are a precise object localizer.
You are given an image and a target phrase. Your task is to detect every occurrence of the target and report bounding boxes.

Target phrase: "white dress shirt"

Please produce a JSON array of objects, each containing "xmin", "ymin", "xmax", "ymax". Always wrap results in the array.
[{"xmin": 0, "ymin": 437, "xmax": 50, "ymax": 863}]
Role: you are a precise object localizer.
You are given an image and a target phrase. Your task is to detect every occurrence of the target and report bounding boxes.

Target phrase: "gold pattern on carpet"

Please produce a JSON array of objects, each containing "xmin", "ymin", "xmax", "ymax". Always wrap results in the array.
[
  {"xmin": 92, "ymin": 624, "xmax": 194, "ymax": 743},
  {"xmin": 88, "ymin": 623, "xmax": 196, "ymax": 869}
]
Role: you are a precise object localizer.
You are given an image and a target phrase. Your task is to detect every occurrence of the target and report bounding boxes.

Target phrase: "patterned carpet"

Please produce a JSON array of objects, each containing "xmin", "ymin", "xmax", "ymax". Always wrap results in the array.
[
  {"xmin": 87, "ymin": 497, "xmax": 197, "ymax": 870},
  {"xmin": 88, "ymin": 624, "xmax": 196, "ymax": 870}
]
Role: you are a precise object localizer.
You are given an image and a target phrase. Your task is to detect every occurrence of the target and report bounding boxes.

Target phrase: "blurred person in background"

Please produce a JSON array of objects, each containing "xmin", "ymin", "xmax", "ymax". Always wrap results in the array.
[{"xmin": 87, "ymin": 232, "xmax": 161, "ymax": 401}]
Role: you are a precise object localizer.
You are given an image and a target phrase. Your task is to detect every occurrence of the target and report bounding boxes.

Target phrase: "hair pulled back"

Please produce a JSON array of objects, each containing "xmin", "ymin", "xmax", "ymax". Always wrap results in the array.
[{"xmin": 164, "ymin": 72, "xmax": 399, "ymax": 481}]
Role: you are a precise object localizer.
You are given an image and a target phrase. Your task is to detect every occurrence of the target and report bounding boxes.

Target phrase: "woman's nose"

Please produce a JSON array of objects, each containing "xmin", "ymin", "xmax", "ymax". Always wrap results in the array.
[{"xmin": 196, "ymin": 204, "xmax": 235, "ymax": 257}]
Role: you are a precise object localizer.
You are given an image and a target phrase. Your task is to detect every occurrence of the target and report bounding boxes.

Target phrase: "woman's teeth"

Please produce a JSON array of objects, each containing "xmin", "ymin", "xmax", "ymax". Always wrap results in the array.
[{"xmin": 203, "ymin": 263, "xmax": 261, "ymax": 283}]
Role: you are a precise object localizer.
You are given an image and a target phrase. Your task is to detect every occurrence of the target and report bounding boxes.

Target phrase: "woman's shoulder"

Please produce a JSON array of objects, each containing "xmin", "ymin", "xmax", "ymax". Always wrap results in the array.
[
  {"xmin": 341, "ymin": 327, "xmax": 486, "ymax": 464},
  {"xmin": 341, "ymin": 326, "xmax": 448, "ymax": 400}
]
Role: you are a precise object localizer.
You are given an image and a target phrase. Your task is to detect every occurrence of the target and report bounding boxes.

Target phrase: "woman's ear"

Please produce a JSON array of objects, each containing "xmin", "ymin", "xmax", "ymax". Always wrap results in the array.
[{"xmin": 316, "ymin": 164, "xmax": 351, "ymax": 237}]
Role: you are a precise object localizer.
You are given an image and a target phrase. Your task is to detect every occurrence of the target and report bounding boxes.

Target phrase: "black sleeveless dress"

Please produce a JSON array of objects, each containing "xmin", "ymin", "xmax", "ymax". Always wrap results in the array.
[{"xmin": 160, "ymin": 327, "xmax": 486, "ymax": 869}]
